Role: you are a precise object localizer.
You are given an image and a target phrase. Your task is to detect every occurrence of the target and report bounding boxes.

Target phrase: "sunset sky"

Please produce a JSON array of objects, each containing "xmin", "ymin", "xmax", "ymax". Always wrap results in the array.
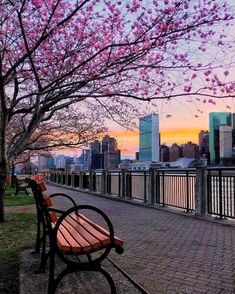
[
  {"xmin": 58, "ymin": 95, "xmax": 235, "ymax": 159},
  {"xmin": 57, "ymin": 0, "xmax": 235, "ymax": 160},
  {"xmin": 107, "ymin": 95, "xmax": 235, "ymax": 158}
]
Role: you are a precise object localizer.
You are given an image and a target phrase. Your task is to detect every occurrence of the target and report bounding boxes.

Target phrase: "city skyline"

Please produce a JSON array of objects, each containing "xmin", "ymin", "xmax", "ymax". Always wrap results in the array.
[{"xmin": 54, "ymin": 100, "xmax": 235, "ymax": 159}]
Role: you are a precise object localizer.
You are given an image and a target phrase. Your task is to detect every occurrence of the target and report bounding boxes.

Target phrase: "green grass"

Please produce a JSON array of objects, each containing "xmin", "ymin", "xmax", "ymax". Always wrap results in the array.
[
  {"xmin": 4, "ymin": 188, "xmax": 35, "ymax": 206},
  {"xmin": 0, "ymin": 212, "xmax": 36, "ymax": 294}
]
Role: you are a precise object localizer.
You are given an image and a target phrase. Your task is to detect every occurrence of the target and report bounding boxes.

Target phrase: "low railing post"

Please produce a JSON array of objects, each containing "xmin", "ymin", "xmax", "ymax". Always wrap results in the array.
[
  {"xmin": 107, "ymin": 172, "xmax": 111, "ymax": 194},
  {"xmin": 71, "ymin": 172, "xmax": 75, "ymax": 187},
  {"xmin": 218, "ymin": 169, "xmax": 223, "ymax": 219},
  {"xmin": 65, "ymin": 172, "xmax": 68, "ymax": 186},
  {"xmin": 126, "ymin": 171, "xmax": 132, "ymax": 199},
  {"xmin": 101, "ymin": 170, "xmax": 108, "ymax": 194},
  {"xmin": 79, "ymin": 171, "xmax": 84, "ymax": 189},
  {"xmin": 186, "ymin": 170, "xmax": 189, "ymax": 213},
  {"xmin": 195, "ymin": 166, "xmax": 207, "ymax": 216},
  {"xmin": 144, "ymin": 171, "xmax": 147, "ymax": 202},
  {"xmin": 120, "ymin": 169, "xmax": 128, "ymax": 198},
  {"xmin": 148, "ymin": 167, "xmax": 156, "ymax": 205},
  {"xmin": 56, "ymin": 172, "xmax": 59, "ymax": 184},
  {"xmin": 162, "ymin": 170, "xmax": 165, "ymax": 207},
  {"xmin": 89, "ymin": 170, "xmax": 95, "ymax": 191}
]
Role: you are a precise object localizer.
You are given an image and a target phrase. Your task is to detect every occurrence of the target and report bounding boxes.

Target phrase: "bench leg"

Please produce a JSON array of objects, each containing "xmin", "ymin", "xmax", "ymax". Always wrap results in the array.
[
  {"xmin": 33, "ymin": 217, "xmax": 41, "ymax": 254},
  {"xmin": 48, "ymin": 252, "xmax": 55, "ymax": 294},
  {"xmin": 99, "ymin": 266, "xmax": 117, "ymax": 294},
  {"xmin": 39, "ymin": 226, "xmax": 49, "ymax": 272},
  {"xmin": 48, "ymin": 256, "xmax": 69, "ymax": 294}
]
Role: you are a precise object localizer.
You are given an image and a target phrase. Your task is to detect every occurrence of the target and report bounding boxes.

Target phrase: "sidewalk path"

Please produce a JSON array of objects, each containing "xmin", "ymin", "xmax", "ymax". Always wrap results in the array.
[{"xmin": 23, "ymin": 184, "xmax": 235, "ymax": 293}]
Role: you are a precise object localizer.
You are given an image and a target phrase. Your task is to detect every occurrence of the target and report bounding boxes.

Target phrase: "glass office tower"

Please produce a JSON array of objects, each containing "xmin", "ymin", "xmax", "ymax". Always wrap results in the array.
[
  {"xmin": 209, "ymin": 112, "xmax": 232, "ymax": 164},
  {"xmin": 139, "ymin": 114, "xmax": 159, "ymax": 161}
]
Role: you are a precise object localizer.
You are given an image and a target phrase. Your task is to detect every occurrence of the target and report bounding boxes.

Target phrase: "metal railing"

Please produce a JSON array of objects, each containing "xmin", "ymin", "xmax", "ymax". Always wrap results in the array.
[
  {"xmin": 47, "ymin": 167, "xmax": 235, "ymax": 220},
  {"xmin": 93, "ymin": 171, "xmax": 102, "ymax": 193},
  {"xmin": 107, "ymin": 171, "xmax": 121, "ymax": 196},
  {"xmin": 156, "ymin": 169, "xmax": 195, "ymax": 211},
  {"xmin": 207, "ymin": 168, "xmax": 235, "ymax": 219},
  {"xmin": 126, "ymin": 170, "xmax": 148, "ymax": 202}
]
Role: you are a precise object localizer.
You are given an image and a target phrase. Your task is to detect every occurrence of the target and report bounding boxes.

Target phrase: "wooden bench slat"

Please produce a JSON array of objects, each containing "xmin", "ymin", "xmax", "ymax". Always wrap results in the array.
[
  {"xmin": 51, "ymin": 222, "xmax": 77, "ymax": 252},
  {"xmin": 65, "ymin": 216, "xmax": 104, "ymax": 250},
  {"xmin": 78, "ymin": 213, "xmax": 124, "ymax": 246},
  {"xmin": 51, "ymin": 222, "xmax": 77, "ymax": 253},
  {"xmin": 57, "ymin": 222, "xmax": 84, "ymax": 253},
  {"xmin": 70, "ymin": 213, "xmax": 111, "ymax": 246},
  {"xmin": 61, "ymin": 218, "xmax": 98, "ymax": 252}
]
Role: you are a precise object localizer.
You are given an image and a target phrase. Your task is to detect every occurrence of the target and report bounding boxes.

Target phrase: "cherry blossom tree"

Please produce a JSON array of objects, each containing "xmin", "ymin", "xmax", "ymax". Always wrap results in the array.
[{"xmin": 0, "ymin": 0, "xmax": 234, "ymax": 221}]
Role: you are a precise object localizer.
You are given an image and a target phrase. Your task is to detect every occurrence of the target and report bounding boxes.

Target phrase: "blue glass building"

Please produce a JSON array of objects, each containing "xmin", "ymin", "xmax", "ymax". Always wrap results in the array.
[
  {"xmin": 209, "ymin": 112, "xmax": 233, "ymax": 164},
  {"xmin": 139, "ymin": 114, "xmax": 159, "ymax": 162}
]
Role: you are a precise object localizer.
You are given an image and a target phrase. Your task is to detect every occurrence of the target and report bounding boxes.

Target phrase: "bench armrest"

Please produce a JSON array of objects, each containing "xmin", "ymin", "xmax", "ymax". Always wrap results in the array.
[
  {"xmin": 48, "ymin": 207, "xmax": 65, "ymax": 214},
  {"xmin": 54, "ymin": 205, "xmax": 115, "ymax": 244},
  {"xmin": 49, "ymin": 193, "xmax": 77, "ymax": 207}
]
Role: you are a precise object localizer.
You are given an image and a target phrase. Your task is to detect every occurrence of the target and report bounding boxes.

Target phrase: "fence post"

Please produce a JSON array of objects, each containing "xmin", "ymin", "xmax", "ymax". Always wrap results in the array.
[
  {"xmin": 79, "ymin": 171, "xmax": 84, "ymax": 189},
  {"xmin": 89, "ymin": 171, "xmax": 94, "ymax": 191},
  {"xmin": 65, "ymin": 172, "xmax": 68, "ymax": 186},
  {"xmin": 71, "ymin": 172, "xmax": 75, "ymax": 187},
  {"xmin": 101, "ymin": 170, "xmax": 108, "ymax": 194},
  {"xmin": 195, "ymin": 166, "xmax": 207, "ymax": 216},
  {"xmin": 148, "ymin": 167, "xmax": 156, "ymax": 205},
  {"xmin": 120, "ymin": 169, "xmax": 128, "ymax": 198},
  {"xmin": 56, "ymin": 172, "xmax": 59, "ymax": 184}
]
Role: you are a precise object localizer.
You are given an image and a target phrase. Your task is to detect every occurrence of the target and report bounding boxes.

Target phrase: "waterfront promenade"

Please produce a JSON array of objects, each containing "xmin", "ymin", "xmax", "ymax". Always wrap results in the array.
[{"xmin": 21, "ymin": 184, "xmax": 235, "ymax": 294}]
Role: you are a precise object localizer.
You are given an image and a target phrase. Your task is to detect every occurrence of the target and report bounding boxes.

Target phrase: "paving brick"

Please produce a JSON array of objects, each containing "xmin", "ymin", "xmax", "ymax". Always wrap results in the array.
[{"xmin": 46, "ymin": 185, "xmax": 235, "ymax": 294}]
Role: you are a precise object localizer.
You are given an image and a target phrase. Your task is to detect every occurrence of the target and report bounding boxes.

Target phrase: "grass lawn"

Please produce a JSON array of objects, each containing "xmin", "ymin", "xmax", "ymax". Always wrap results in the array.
[
  {"xmin": 4, "ymin": 188, "xmax": 35, "ymax": 206},
  {"xmin": 0, "ymin": 212, "xmax": 36, "ymax": 294}
]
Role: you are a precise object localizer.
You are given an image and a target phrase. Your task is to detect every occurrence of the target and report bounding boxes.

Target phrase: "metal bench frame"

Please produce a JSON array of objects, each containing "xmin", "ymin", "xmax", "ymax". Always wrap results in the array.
[
  {"xmin": 28, "ymin": 180, "xmax": 124, "ymax": 294},
  {"xmin": 15, "ymin": 177, "xmax": 29, "ymax": 195}
]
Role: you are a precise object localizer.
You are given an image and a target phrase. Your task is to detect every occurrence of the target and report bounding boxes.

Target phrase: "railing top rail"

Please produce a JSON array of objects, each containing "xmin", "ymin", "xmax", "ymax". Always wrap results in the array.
[{"xmin": 207, "ymin": 167, "xmax": 235, "ymax": 171}]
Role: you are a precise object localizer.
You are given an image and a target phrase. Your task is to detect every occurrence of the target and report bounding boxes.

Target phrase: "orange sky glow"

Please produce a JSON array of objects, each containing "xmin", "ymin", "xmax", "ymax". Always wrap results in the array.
[{"xmin": 109, "ymin": 128, "xmax": 203, "ymax": 156}]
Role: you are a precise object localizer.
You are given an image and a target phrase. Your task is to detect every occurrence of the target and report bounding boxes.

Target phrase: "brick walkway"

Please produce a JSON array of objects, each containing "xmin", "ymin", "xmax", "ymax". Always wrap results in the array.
[{"xmin": 43, "ymin": 185, "xmax": 235, "ymax": 293}]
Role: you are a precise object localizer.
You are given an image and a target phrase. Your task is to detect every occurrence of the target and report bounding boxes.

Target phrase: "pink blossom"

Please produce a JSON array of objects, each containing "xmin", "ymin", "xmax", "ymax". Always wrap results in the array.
[
  {"xmin": 184, "ymin": 85, "xmax": 192, "ymax": 93},
  {"xmin": 32, "ymin": 0, "xmax": 42, "ymax": 9}
]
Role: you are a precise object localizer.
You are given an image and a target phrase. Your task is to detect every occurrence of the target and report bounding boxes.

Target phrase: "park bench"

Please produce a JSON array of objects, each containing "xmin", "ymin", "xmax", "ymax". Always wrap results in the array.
[
  {"xmin": 28, "ymin": 179, "xmax": 124, "ymax": 294},
  {"xmin": 14, "ymin": 176, "xmax": 29, "ymax": 195}
]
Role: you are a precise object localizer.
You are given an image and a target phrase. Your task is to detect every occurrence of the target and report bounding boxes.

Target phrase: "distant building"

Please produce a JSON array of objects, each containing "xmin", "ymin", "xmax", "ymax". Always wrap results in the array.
[
  {"xmin": 55, "ymin": 155, "xmax": 67, "ymax": 170},
  {"xmin": 169, "ymin": 143, "xmax": 182, "ymax": 162},
  {"xmin": 38, "ymin": 154, "xmax": 55, "ymax": 171},
  {"xmin": 135, "ymin": 152, "xmax": 139, "ymax": 161},
  {"xmin": 90, "ymin": 140, "xmax": 103, "ymax": 170},
  {"xmin": 102, "ymin": 135, "xmax": 120, "ymax": 169},
  {"xmin": 209, "ymin": 112, "xmax": 233, "ymax": 164},
  {"xmin": 183, "ymin": 142, "xmax": 199, "ymax": 158},
  {"xmin": 232, "ymin": 128, "xmax": 235, "ymax": 149},
  {"xmin": 130, "ymin": 161, "xmax": 151, "ymax": 170},
  {"xmin": 160, "ymin": 145, "xmax": 170, "ymax": 162},
  {"xmin": 220, "ymin": 125, "xmax": 232, "ymax": 165},
  {"xmin": 83, "ymin": 149, "xmax": 91, "ymax": 170},
  {"xmin": 139, "ymin": 113, "xmax": 160, "ymax": 162},
  {"xmin": 199, "ymin": 130, "xmax": 209, "ymax": 156},
  {"xmin": 119, "ymin": 159, "xmax": 133, "ymax": 169}
]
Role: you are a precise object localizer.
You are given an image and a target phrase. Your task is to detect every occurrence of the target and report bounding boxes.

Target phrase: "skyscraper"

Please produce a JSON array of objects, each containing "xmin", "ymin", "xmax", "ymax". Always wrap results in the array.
[
  {"xmin": 220, "ymin": 125, "xmax": 232, "ymax": 165},
  {"xmin": 209, "ymin": 112, "xmax": 233, "ymax": 164},
  {"xmin": 199, "ymin": 130, "xmax": 209, "ymax": 155},
  {"xmin": 169, "ymin": 143, "xmax": 182, "ymax": 162},
  {"xmin": 139, "ymin": 114, "xmax": 159, "ymax": 161},
  {"xmin": 183, "ymin": 141, "xmax": 199, "ymax": 158},
  {"xmin": 102, "ymin": 135, "xmax": 120, "ymax": 169},
  {"xmin": 90, "ymin": 140, "xmax": 102, "ymax": 170}
]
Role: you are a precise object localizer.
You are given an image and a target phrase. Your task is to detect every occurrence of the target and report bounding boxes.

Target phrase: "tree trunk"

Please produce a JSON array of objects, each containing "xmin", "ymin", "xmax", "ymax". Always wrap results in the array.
[
  {"xmin": 0, "ymin": 158, "xmax": 7, "ymax": 222},
  {"xmin": 11, "ymin": 163, "xmax": 15, "ymax": 188},
  {"xmin": 0, "ymin": 114, "xmax": 7, "ymax": 222}
]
